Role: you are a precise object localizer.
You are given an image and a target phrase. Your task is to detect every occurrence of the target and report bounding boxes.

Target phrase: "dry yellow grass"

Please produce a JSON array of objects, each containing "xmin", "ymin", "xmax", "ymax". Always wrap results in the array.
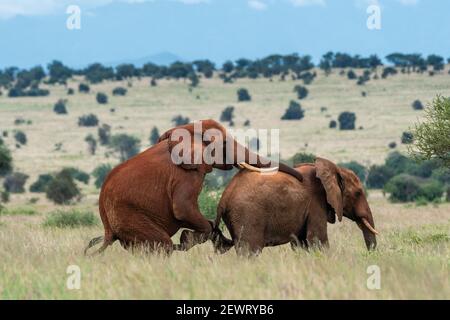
[{"xmin": 0, "ymin": 70, "xmax": 449, "ymax": 299}]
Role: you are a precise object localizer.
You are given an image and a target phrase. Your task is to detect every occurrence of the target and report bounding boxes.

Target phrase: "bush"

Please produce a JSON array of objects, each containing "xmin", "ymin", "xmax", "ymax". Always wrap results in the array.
[
  {"xmin": 419, "ymin": 180, "xmax": 444, "ymax": 202},
  {"xmin": 98, "ymin": 124, "xmax": 111, "ymax": 145},
  {"xmin": 290, "ymin": 152, "xmax": 316, "ymax": 166},
  {"xmin": 384, "ymin": 174, "xmax": 444, "ymax": 203},
  {"xmin": 62, "ymin": 167, "xmax": 90, "ymax": 184},
  {"xmin": 149, "ymin": 127, "xmax": 160, "ymax": 146},
  {"xmin": 67, "ymin": 88, "xmax": 74, "ymax": 95},
  {"xmin": 14, "ymin": 130, "xmax": 27, "ymax": 145},
  {"xmin": 150, "ymin": 78, "xmax": 157, "ymax": 87},
  {"xmin": 384, "ymin": 174, "xmax": 422, "ymax": 202},
  {"xmin": 412, "ymin": 100, "xmax": 424, "ymax": 111},
  {"xmin": 172, "ymin": 115, "xmax": 190, "ymax": 126},
  {"xmin": 53, "ymin": 99, "xmax": 68, "ymax": 115},
  {"xmin": 220, "ymin": 106, "xmax": 235, "ymax": 123},
  {"xmin": 347, "ymin": 70, "xmax": 357, "ymax": 80},
  {"xmin": 281, "ymin": 100, "xmax": 305, "ymax": 120},
  {"xmin": 110, "ymin": 134, "xmax": 141, "ymax": 162},
  {"xmin": 339, "ymin": 161, "xmax": 367, "ymax": 182},
  {"xmin": 329, "ymin": 120, "xmax": 337, "ymax": 129},
  {"xmin": 46, "ymin": 170, "xmax": 80, "ymax": 205},
  {"xmin": 1, "ymin": 190, "xmax": 10, "ymax": 203},
  {"xmin": 3, "ymin": 172, "xmax": 29, "ymax": 193},
  {"xmin": 96, "ymin": 92, "xmax": 108, "ymax": 104},
  {"xmin": 338, "ymin": 112, "xmax": 356, "ymax": 130},
  {"xmin": 389, "ymin": 142, "xmax": 397, "ymax": 149},
  {"xmin": 112, "ymin": 87, "xmax": 127, "ymax": 96},
  {"xmin": 385, "ymin": 151, "xmax": 414, "ymax": 175},
  {"xmin": 0, "ymin": 145, "xmax": 13, "ymax": 177},
  {"xmin": 447, "ymin": 187, "xmax": 450, "ymax": 202},
  {"xmin": 382, "ymin": 67, "xmax": 398, "ymax": 79},
  {"xmin": 432, "ymin": 168, "xmax": 450, "ymax": 185},
  {"xmin": 237, "ymin": 88, "xmax": 251, "ymax": 102},
  {"xmin": 29, "ymin": 174, "xmax": 53, "ymax": 193},
  {"xmin": 294, "ymin": 85, "xmax": 308, "ymax": 100},
  {"xmin": 85, "ymin": 134, "xmax": 97, "ymax": 155},
  {"xmin": 43, "ymin": 209, "xmax": 98, "ymax": 228},
  {"xmin": 79, "ymin": 83, "xmax": 90, "ymax": 93},
  {"xmin": 366, "ymin": 165, "xmax": 395, "ymax": 189},
  {"xmin": 92, "ymin": 164, "xmax": 113, "ymax": 189},
  {"xmin": 78, "ymin": 114, "xmax": 99, "ymax": 127},
  {"xmin": 401, "ymin": 131, "xmax": 414, "ymax": 144}
]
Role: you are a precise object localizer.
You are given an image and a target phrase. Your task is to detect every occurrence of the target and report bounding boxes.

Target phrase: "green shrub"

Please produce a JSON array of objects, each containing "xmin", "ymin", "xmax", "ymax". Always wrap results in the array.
[
  {"xmin": 78, "ymin": 114, "xmax": 99, "ymax": 127},
  {"xmin": 281, "ymin": 100, "xmax": 305, "ymax": 120},
  {"xmin": 385, "ymin": 151, "xmax": 414, "ymax": 175},
  {"xmin": 347, "ymin": 70, "xmax": 357, "ymax": 80},
  {"xmin": 293, "ymin": 85, "xmax": 308, "ymax": 100},
  {"xmin": 29, "ymin": 174, "xmax": 54, "ymax": 193},
  {"xmin": 172, "ymin": 115, "xmax": 190, "ymax": 126},
  {"xmin": 0, "ymin": 145, "xmax": 13, "ymax": 177},
  {"xmin": 339, "ymin": 161, "xmax": 367, "ymax": 182},
  {"xmin": 98, "ymin": 124, "xmax": 111, "ymax": 145},
  {"xmin": 43, "ymin": 209, "xmax": 98, "ymax": 228},
  {"xmin": 79, "ymin": 83, "xmax": 90, "ymax": 93},
  {"xmin": 384, "ymin": 174, "xmax": 422, "ymax": 202},
  {"xmin": 290, "ymin": 152, "xmax": 316, "ymax": 166},
  {"xmin": 62, "ymin": 167, "xmax": 90, "ymax": 184},
  {"xmin": 432, "ymin": 168, "xmax": 450, "ymax": 185},
  {"xmin": 92, "ymin": 164, "xmax": 113, "ymax": 189},
  {"xmin": 1, "ymin": 190, "xmax": 10, "ymax": 203},
  {"xmin": 446, "ymin": 187, "xmax": 450, "ymax": 202},
  {"xmin": 112, "ymin": 87, "xmax": 127, "ymax": 96},
  {"xmin": 401, "ymin": 131, "xmax": 414, "ymax": 144},
  {"xmin": 109, "ymin": 134, "xmax": 141, "ymax": 162},
  {"xmin": 67, "ymin": 88, "xmax": 74, "ymax": 95},
  {"xmin": 3, "ymin": 172, "xmax": 29, "ymax": 193},
  {"xmin": 96, "ymin": 92, "xmax": 108, "ymax": 104},
  {"xmin": 85, "ymin": 134, "xmax": 97, "ymax": 155},
  {"xmin": 53, "ymin": 99, "xmax": 68, "ymax": 115},
  {"xmin": 338, "ymin": 112, "xmax": 356, "ymax": 130},
  {"xmin": 329, "ymin": 120, "xmax": 337, "ymax": 129},
  {"xmin": 412, "ymin": 100, "xmax": 424, "ymax": 111},
  {"xmin": 14, "ymin": 130, "xmax": 27, "ymax": 145},
  {"xmin": 149, "ymin": 127, "xmax": 160, "ymax": 146},
  {"xmin": 418, "ymin": 180, "xmax": 444, "ymax": 202},
  {"xmin": 220, "ymin": 106, "xmax": 235, "ymax": 123},
  {"xmin": 45, "ymin": 170, "xmax": 80, "ymax": 205},
  {"xmin": 237, "ymin": 88, "xmax": 251, "ymax": 102},
  {"xmin": 366, "ymin": 165, "xmax": 395, "ymax": 189}
]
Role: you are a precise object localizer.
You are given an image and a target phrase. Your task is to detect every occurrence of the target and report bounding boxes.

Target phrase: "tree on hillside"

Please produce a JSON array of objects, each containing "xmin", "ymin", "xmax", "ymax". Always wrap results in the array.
[
  {"xmin": 149, "ymin": 127, "xmax": 160, "ymax": 146},
  {"xmin": 110, "ymin": 134, "xmax": 141, "ymax": 162},
  {"xmin": 47, "ymin": 60, "xmax": 72, "ymax": 84},
  {"xmin": 409, "ymin": 95, "xmax": 450, "ymax": 166}
]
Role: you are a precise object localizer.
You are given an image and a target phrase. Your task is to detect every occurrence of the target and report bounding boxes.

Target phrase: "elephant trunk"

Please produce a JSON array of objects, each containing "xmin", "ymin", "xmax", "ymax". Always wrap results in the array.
[
  {"xmin": 228, "ymin": 139, "xmax": 303, "ymax": 183},
  {"xmin": 357, "ymin": 213, "xmax": 378, "ymax": 251}
]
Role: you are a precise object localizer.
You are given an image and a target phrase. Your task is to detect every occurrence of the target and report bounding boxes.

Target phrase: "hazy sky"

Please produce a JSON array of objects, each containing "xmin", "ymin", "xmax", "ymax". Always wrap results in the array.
[{"xmin": 0, "ymin": 0, "xmax": 449, "ymax": 68}]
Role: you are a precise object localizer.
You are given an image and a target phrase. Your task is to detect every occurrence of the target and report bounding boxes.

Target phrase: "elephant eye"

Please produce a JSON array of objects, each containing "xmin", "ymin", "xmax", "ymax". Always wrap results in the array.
[{"xmin": 354, "ymin": 190, "xmax": 362, "ymax": 197}]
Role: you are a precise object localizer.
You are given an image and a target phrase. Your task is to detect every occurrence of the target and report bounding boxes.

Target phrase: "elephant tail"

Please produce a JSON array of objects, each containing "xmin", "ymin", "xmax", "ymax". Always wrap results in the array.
[
  {"xmin": 212, "ymin": 205, "xmax": 234, "ymax": 254},
  {"xmin": 84, "ymin": 235, "xmax": 115, "ymax": 256}
]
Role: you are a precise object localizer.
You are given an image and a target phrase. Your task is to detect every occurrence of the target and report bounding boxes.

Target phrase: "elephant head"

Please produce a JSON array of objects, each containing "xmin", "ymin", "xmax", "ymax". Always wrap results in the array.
[
  {"xmin": 315, "ymin": 157, "xmax": 378, "ymax": 250},
  {"xmin": 158, "ymin": 119, "xmax": 303, "ymax": 182}
]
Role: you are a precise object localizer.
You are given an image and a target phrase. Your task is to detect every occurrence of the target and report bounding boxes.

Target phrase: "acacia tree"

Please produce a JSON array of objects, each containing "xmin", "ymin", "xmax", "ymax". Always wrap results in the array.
[{"xmin": 409, "ymin": 95, "xmax": 450, "ymax": 166}]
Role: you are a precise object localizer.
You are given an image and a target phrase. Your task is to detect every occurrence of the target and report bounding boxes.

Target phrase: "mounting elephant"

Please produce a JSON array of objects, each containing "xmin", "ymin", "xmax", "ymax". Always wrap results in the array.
[
  {"xmin": 84, "ymin": 119, "xmax": 303, "ymax": 255},
  {"xmin": 213, "ymin": 157, "xmax": 378, "ymax": 255}
]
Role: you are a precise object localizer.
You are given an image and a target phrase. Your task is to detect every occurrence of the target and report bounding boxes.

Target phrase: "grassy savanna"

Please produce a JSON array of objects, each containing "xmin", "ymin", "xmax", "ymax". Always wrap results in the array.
[
  {"xmin": 0, "ymin": 193, "xmax": 448, "ymax": 299},
  {"xmin": 0, "ymin": 69, "xmax": 449, "ymax": 299}
]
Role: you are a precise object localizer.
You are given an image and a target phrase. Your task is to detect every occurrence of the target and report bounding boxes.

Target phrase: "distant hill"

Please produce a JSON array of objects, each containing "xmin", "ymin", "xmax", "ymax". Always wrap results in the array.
[{"xmin": 106, "ymin": 52, "xmax": 183, "ymax": 67}]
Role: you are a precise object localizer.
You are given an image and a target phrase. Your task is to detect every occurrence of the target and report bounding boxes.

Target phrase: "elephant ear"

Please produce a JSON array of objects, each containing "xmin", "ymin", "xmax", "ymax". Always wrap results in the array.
[
  {"xmin": 161, "ymin": 130, "xmax": 212, "ymax": 174},
  {"xmin": 315, "ymin": 157, "xmax": 343, "ymax": 222}
]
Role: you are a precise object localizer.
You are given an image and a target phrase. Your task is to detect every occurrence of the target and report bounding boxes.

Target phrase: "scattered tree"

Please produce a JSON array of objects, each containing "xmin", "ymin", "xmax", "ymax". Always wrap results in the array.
[
  {"xmin": 281, "ymin": 100, "xmax": 305, "ymax": 120},
  {"xmin": 3, "ymin": 172, "xmax": 29, "ymax": 193},
  {"xmin": 85, "ymin": 134, "xmax": 97, "ymax": 155},
  {"xmin": 96, "ymin": 92, "xmax": 108, "ymax": 104},
  {"xmin": 338, "ymin": 112, "xmax": 356, "ymax": 130},
  {"xmin": 92, "ymin": 164, "xmax": 113, "ymax": 189},
  {"xmin": 53, "ymin": 99, "xmax": 68, "ymax": 115},
  {"xmin": 220, "ymin": 106, "xmax": 235, "ymax": 123},
  {"xmin": 237, "ymin": 88, "xmax": 251, "ymax": 102},
  {"xmin": 46, "ymin": 170, "xmax": 80, "ymax": 204},
  {"xmin": 149, "ymin": 127, "xmax": 160, "ymax": 146},
  {"xmin": 109, "ymin": 134, "xmax": 141, "ymax": 162},
  {"xmin": 78, "ymin": 114, "xmax": 99, "ymax": 127}
]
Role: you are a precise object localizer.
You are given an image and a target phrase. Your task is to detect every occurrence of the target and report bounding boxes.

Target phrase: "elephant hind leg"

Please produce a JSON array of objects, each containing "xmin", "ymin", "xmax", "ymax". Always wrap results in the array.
[{"xmin": 114, "ymin": 209, "xmax": 174, "ymax": 255}]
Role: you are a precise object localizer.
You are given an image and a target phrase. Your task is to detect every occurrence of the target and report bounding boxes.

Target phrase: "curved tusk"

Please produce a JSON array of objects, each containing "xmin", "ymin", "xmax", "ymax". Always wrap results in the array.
[
  {"xmin": 238, "ymin": 162, "xmax": 279, "ymax": 174},
  {"xmin": 362, "ymin": 218, "xmax": 379, "ymax": 236}
]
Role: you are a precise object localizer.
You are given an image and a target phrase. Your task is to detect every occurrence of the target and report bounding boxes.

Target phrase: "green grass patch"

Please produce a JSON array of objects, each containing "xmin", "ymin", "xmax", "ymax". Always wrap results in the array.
[
  {"xmin": 43, "ymin": 209, "xmax": 99, "ymax": 228},
  {"xmin": 0, "ymin": 206, "xmax": 38, "ymax": 216},
  {"xmin": 391, "ymin": 224, "xmax": 450, "ymax": 246},
  {"xmin": 198, "ymin": 188, "xmax": 222, "ymax": 220}
]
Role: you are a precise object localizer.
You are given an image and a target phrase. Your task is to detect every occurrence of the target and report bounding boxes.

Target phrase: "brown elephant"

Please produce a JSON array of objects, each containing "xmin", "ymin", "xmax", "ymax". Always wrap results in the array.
[
  {"xmin": 212, "ymin": 157, "xmax": 378, "ymax": 255},
  {"xmin": 84, "ymin": 119, "xmax": 303, "ymax": 255}
]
